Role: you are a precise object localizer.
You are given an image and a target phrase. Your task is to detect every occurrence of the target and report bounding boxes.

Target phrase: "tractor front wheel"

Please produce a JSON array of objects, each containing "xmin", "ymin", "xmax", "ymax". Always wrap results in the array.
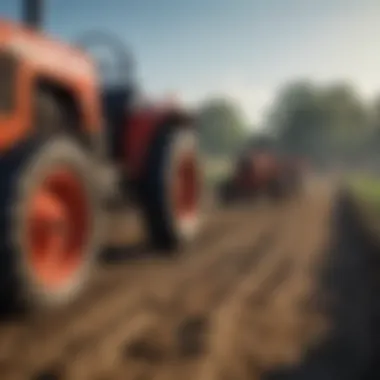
[{"xmin": 0, "ymin": 137, "xmax": 103, "ymax": 309}]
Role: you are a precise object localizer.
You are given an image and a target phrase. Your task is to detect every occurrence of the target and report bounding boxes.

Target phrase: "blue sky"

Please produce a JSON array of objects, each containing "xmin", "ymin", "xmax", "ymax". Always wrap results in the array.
[{"xmin": 1, "ymin": 0, "xmax": 380, "ymax": 126}]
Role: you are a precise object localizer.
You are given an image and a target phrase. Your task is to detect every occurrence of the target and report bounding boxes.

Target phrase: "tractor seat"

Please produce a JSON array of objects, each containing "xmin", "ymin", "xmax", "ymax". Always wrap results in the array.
[{"xmin": 102, "ymin": 86, "xmax": 135, "ymax": 160}]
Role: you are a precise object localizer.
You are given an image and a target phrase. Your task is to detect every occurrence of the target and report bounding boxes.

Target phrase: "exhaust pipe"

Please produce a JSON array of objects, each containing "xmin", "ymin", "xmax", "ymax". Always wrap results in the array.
[{"xmin": 22, "ymin": 0, "xmax": 43, "ymax": 30}]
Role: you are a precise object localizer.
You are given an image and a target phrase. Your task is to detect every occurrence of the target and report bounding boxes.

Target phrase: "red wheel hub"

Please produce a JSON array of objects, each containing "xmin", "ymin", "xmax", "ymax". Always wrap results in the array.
[
  {"xmin": 27, "ymin": 168, "xmax": 90, "ymax": 289},
  {"xmin": 173, "ymin": 153, "xmax": 199, "ymax": 221}
]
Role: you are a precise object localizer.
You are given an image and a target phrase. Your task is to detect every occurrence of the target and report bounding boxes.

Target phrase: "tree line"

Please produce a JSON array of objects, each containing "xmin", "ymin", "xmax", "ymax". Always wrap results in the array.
[{"xmin": 196, "ymin": 80, "xmax": 380, "ymax": 172}]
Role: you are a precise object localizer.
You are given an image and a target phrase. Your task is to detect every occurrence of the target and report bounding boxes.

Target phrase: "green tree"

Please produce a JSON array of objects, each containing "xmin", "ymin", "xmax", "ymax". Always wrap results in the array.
[
  {"xmin": 320, "ymin": 83, "xmax": 368, "ymax": 163},
  {"xmin": 265, "ymin": 80, "xmax": 369, "ymax": 167},
  {"xmin": 196, "ymin": 97, "xmax": 249, "ymax": 157},
  {"xmin": 266, "ymin": 80, "xmax": 327, "ymax": 163},
  {"xmin": 363, "ymin": 95, "xmax": 380, "ymax": 166}
]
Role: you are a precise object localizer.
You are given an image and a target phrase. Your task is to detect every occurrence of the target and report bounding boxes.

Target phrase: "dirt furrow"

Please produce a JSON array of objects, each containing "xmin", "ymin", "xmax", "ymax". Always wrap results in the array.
[
  {"xmin": 0, "ymin": 179, "xmax": 345, "ymax": 380},
  {"xmin": 197, "ymin": 187, "xmax": 334, "ymax": 380},
  {"xmin": 0, "ymin": 200, "xmax": 277, "ymax": 379}
]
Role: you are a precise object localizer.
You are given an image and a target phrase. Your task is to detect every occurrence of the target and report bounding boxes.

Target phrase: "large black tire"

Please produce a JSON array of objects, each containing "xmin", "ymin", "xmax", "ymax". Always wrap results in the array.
[
  {"xmin": 140, "ymin": 127, "xmax": 203, "ymax": 251},
  {"xmin": 0, "ymin": 137, "xmax": 103, "ymax": 309}
]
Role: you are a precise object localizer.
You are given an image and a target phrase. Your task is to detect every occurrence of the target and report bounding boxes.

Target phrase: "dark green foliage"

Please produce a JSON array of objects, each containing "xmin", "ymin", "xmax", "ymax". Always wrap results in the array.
[{"xmin": 196, "ymin": 97, "xmax": 249, "ymax": 157}]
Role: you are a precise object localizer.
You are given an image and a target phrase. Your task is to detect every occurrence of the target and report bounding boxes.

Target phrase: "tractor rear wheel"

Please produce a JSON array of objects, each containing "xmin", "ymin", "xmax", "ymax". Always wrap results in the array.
[
  {"xmin": 0, "ymin": 137, "xmax": 103, "ymax": 309},
  {"xmin": 140, "ymin": 128, "xmax": 202, "ymax": 251}
]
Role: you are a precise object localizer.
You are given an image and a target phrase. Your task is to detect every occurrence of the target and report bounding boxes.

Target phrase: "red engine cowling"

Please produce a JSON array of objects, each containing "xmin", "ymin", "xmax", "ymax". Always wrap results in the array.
[{"xmin": 120, "ymin": 102, "xmax": 193, "ymax": 180}]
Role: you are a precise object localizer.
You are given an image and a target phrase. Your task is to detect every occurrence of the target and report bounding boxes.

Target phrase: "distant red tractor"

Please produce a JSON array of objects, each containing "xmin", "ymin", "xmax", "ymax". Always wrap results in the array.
[
  {"xmin": 0, "ymin": 1, "xmax": 203, "ymax": 308},
  {"xmin": 218, "ymin": 145, "xmax": 303, "ymax": 204}
]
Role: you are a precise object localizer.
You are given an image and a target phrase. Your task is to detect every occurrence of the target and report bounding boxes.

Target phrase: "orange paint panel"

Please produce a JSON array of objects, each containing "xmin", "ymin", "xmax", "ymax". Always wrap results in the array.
[
  {"xmin": 0, "ymin": 19, "xmax": 102, "ymax": 153},
  {"xmin": 0, "ymin": 61, "xmax": 33, "ymax": 151}
]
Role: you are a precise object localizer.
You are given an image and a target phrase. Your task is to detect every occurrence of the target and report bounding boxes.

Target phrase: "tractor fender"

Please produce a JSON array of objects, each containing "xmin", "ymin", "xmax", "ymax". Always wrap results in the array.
[{"xmin": 124, "ymin": 105, "xmax": 194, "ymax": 180}]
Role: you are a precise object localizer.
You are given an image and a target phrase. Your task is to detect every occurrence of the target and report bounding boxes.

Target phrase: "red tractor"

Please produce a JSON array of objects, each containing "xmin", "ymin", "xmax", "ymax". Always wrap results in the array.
[
  {"xmin": 218, "ymin": 142, "xmax": 302, "ymax": 204},
  {"xmin": 0, "ymin": 0, "xmax": 203, "ymax": 308}
]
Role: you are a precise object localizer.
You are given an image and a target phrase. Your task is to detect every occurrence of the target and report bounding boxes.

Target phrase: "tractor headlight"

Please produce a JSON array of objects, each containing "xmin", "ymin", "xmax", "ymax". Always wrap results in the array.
[{"xmin": 0, "ymin": 51, "xmax": 18, "ymax": 114}]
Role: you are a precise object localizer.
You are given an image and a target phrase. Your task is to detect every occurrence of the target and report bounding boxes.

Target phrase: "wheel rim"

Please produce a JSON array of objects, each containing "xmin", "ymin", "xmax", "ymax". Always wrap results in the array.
[
  {"xmin": 172, "ymin": 153, "xmax": 199, "ymax": 222},
  {"xmin": 26, "ymin": 168, "xmax": 90, "ymax": 290}
]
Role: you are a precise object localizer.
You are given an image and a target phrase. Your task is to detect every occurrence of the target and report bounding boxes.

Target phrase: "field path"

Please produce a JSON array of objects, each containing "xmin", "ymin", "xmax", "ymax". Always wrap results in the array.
[{"xmin": 0, "ymin": 178, "xmax": 377, "ymax": 380}]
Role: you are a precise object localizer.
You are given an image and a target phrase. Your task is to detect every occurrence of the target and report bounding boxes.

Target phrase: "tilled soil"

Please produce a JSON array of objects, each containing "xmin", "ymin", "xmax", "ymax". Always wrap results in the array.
[{"xmin": 0, "ymin": 178, "xmax": 376, "ymax": 380}]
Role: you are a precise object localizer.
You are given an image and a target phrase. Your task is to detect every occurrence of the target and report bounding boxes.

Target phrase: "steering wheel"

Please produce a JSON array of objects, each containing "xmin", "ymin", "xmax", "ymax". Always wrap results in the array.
[{"xmin": 75, "ymin": 30, "xmax": 135, "ymax": 88}]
